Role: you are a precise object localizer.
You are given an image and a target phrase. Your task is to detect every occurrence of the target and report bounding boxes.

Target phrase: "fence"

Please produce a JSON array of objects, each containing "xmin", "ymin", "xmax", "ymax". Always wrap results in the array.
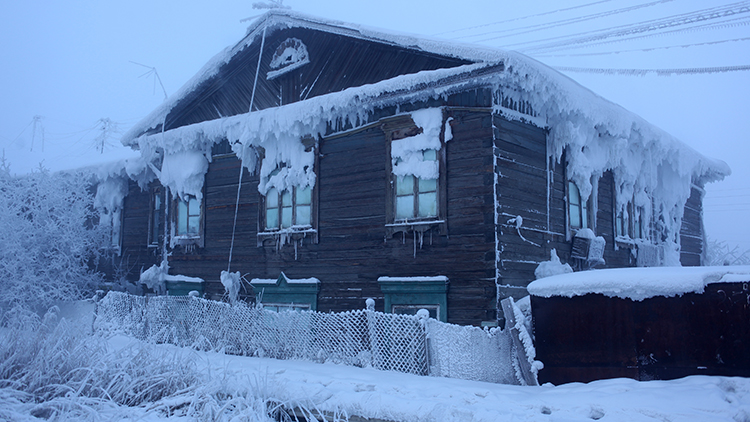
[{"xmin": 94, "ymin": 291, "xmax": 528, "ymax": 385}]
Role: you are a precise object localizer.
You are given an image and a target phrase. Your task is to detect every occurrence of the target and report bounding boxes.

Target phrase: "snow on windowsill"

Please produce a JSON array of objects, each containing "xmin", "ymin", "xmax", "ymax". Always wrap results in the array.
[
  {"xmin": 257, "ymin": 226, "xmax": 317, "ymax": 237},
  {"xmin": 386, "ymin": 219, "xmax": 445, "ymax": 227},
  {"xmin": 378, "ymin": 276, "xmax": 449, "ymax": 283},
  {"xmin": 527, "ymin": 265, "xmax": 750, "ymax": 301},
  {"xmin": 250, "ymin": 277, "xmax": 320, "ymax": 285},
  {"xmin": 164, "ymin": 274, "xmax": 205, "ymax": 284}
]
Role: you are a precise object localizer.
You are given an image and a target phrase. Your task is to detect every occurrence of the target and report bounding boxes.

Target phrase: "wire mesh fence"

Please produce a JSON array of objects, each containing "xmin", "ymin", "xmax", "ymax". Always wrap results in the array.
[{"xmin": 94, "ymin": 291, "xmax": 518, "ymax": 384}]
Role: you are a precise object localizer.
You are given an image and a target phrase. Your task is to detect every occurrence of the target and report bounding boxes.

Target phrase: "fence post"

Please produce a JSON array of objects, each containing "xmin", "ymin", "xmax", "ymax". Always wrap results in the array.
[
  {"xmin": 417, "ymin": 309, "xmax": 431, "ymax": 376},
  {"xmin": 501, "ymin": 298, "xmax": 538, "ymax": 386}
]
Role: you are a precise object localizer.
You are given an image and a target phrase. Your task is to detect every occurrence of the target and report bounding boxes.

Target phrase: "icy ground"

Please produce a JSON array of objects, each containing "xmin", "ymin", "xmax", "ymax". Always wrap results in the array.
[{"xmin": 58, "ymin": 336, "xmax": 750, "ymax": 421}]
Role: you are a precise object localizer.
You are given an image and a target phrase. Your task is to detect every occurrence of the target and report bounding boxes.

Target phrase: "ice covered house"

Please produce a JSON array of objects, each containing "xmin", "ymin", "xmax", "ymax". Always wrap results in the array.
[{"xmin": 107, "ymin": 10, "xmax": 728, "ymax": 326}]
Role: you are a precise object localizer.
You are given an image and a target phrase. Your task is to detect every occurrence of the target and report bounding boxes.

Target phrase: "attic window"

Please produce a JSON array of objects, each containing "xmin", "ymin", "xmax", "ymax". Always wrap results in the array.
[{"xmin": 267, "ymin": 38, "xmax": 310, "ymax": 80}]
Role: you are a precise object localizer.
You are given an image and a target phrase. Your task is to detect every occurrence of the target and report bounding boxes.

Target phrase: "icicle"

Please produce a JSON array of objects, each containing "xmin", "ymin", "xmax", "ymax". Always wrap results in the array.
[
  {"xmin": 413, "ymin": 230, "xmax": 417, "ymax": 258},
  {"xmin": 294, "ymin": 238, "xmax": 298, "ymax": 260}
]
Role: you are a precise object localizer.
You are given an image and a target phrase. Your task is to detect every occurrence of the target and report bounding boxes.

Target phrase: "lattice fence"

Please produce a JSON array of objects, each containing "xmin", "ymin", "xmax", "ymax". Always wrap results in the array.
[{"xmin": 95, "ymin": 291, "xmax": 520, "ymax": 384}]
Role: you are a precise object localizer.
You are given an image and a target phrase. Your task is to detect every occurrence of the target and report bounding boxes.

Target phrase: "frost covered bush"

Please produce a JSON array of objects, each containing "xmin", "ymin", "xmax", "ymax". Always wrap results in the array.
[
  {"xmin": 705, "ymin": 238, "xmax": 750, "ymax": 266},
  {"xmin": 0, "ymin": 166, "xmax": 108, "ymax": 309},
  {"xmin": 0, "ymin": 307, "xmax": 279, "ymax": 421}
]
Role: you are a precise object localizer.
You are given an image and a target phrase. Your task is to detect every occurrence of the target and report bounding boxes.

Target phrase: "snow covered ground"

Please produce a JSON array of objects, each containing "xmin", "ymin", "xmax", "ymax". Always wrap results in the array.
[
  {"xmin": 6, "ymin": 331, "xmax": 749, "ymax": 421},
  {"xmin": 1, "ymin": 302, "xmax": 749, "ymax": 421},
  {"xmin": 168, "ymin": 338, "xmax": 750, "ymax": 422}
]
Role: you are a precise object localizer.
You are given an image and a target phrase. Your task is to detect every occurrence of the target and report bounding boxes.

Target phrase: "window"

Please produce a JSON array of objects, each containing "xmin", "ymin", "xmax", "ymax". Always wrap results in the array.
[
  {"xmin": 378, "ymin": 276, "xmax": 448, "ymax": 322},
  {"xmin": 383, "ymin": 110, "xmax": 447, "ymax": 236},
  {"xmin": 568, "ymin": 181, "xmax": 591, "ymax": 230},
  {"xmin": 171, "ymin": 195, "xmax": 204, "ymax": 249},
  {"xmin": 265, "ymin": 185, "xmax": 312, "ymax": 230},
  {"xmin": 615, "ymin": 200, "xmax": 648, "ymax": 242},
  {"xmin": 250, "ymin": 273, "xmax": 319, "ymax": 311},
  {"xmin": 395, "ymin": 150, "xmax": 439, "ymax": 220},
  {"xmin": 148, "ymin": 186, "xmax": 163, "ymax": 247},
  {"xmin": 176, "ymin": 196, "xmax": 201, "ymax": 236}
]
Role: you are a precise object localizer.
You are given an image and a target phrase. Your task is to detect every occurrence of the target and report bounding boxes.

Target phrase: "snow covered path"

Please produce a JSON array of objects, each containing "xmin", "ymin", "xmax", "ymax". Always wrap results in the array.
[{"xmin": 110, "ymin": 336, "xmax": 750, "ymax": 422}]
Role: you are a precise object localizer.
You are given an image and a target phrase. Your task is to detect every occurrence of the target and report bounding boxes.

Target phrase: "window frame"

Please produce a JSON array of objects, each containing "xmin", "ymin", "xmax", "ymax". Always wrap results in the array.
[
  {"xmin": 567, "ymin": 180, "xmax": 592, "ymax": 233},
  {"xmin": 383, "ymin": 113, "xmax": 448, "ymax": 237},
  {"xmin": 148, "ymin": 185, "xmax": 164, "ymax": 248},
  {"xmin": 257, "ymin": 140, "xmax": 319, "ymax": 246},
  {"xmin": 171, "ymin": 193, "xmax": 205, "ymax": 249}
]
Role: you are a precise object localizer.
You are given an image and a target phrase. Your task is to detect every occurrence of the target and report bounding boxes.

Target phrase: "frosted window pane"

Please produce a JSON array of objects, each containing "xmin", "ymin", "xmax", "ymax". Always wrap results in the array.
[
  {"xmin": 418, "ymin": 178, "xmax": 437, "ymax": 193},
  {"xmin": 188, "ymin": 198, "xmax": 199, "ymax": 217},
  {"xmin": 188, "ymin": 216, "xmax": 200, "ymax": 235},
  {"xmin": 266, "ymin": 208, "xmax": 278, "ymax": 229},
  {"xmin": 581, "ymin": 203, "xmax": 589, "ymax": 229},
  {"xmin": 281, "ymin": 191, "xmax": 292, "ymax": 207},
  {"xmin": 281, "ymin": 206, "xmax": 292, "ymax": 228},
  {"xmin": 418, "ymin": 192, "xmax": 437, "ymax": 217},
  {"xmin": 423, "ymin": 149, "xmax": 437, "ymax": 161},
  {"xmin": 266, "ymin": 188, "xmax": 278, "ymax": 208},
  {"xmin": 569, "ymin": 182, "xmax": 580, "ymax": 207},
  {"xmin": 296, "ymin": 205, "xmax": 311, "ymax": 226},
  {"xmin": 570, "ymin": 204, "xmax": 581, "ymax": 229},
  {"xmin": 396, "ymin": 175, "xmax": 414, "ymax": 195},
  {"xmin": 396, "ymin": 195, "xmax": 414, "ymax": 219},
  {"xmin": 296, "ymin": 187, "xmax": 311, "ymax": 205},
  {"xmin": 178, "ymin": 200, "xmax": 188, "ymax": 235}
]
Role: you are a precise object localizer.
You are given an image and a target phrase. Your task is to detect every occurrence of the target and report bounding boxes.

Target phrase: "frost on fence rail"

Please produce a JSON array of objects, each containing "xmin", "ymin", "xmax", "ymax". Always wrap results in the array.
[
  {"xmin": 425, "ymin": 319, "xmax": 516, "ymax": 384},
  {"xmin": 94, "ymin": 292, "xmax": 523, "ymax": 384}
]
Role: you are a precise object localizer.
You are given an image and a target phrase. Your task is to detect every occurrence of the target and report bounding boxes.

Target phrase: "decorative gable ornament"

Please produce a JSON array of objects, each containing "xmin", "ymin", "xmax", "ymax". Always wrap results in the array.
[{"xmin": 267, "ymin": 38, "xmax": 310, "ymax": 80}]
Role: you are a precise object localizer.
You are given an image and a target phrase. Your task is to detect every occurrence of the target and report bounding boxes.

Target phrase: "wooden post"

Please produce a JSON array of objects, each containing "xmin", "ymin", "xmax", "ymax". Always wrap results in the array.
[{"xmin": 501, "ymin": 298, "xmax": 538, "ymax": 386}]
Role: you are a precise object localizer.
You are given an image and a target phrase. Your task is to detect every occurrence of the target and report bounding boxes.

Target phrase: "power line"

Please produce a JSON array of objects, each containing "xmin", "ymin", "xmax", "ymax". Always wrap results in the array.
[
  {"xmin": 533, "ymin": 35, "xmax": 750, "ymax": 58},
  {"xmin": 461, "ymin": 0, "xmax": 674, "ymax": 42},
  {"xmin": 504, "ymin": 1, "xmax": 750, "ymax": 52},
  {"xmin": 524, "ymin": 15, "xmax": 750, "ymax": 54},
  {"xmin": 554, "ymin": 64, "xmax": 750, "ymax": 75},
  {"xmin": 433, "ymin": 0, "xmax": 618, "ymax": 36}
]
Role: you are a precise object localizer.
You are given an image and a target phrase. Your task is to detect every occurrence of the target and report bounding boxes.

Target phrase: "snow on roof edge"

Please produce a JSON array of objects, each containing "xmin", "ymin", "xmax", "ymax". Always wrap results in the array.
[
  {"xmin": 527, "ymin": 265, "xmax": 750, "ymax": 301},
  {"xmin": 120, "ymin": 11, "xmax": 508, "ymax": 146}
]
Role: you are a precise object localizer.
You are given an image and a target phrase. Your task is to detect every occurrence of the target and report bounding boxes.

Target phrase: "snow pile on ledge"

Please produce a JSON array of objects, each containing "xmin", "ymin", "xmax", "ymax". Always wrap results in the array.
[{"xmin": 527, "ymin": 265, "xmax": 750, "ymax": 301}]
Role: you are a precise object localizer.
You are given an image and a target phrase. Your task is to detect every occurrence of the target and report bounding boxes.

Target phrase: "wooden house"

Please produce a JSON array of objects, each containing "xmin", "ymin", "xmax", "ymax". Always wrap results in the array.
[{"xmin": 107, "ymin": 11, "xmax": 728, "ymax": 326}]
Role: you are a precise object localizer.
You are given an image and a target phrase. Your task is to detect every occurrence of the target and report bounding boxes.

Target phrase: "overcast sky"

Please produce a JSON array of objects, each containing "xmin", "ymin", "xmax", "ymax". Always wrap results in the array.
[{"xmin": 1, "ymin": 0, "xmax": 748, "ymax": 252}]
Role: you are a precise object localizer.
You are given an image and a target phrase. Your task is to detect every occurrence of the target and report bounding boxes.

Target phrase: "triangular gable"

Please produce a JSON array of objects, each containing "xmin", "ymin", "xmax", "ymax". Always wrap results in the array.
[{"xmin": 144, "ymin": 12, "xmax": 474, "ymax": 137}]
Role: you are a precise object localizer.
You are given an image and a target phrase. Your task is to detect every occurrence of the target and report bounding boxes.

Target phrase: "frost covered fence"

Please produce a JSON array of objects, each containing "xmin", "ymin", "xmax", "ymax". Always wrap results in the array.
[{"xmin": 95, "ymin": 291, "xmax": 528, "ymax": 384}]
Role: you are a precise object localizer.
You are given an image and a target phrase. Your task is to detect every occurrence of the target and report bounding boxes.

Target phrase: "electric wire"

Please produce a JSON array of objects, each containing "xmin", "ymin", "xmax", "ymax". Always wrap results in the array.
[
  {"xmin": 458, "ymin": 0, "xmax": 673, "ymax": 42},
  {"xmin": 510, "ymin": 2, "xmax": 750, "ymax": 52},
  {"xmin": 534, "ymin": 35, "xmax": 750, "ymax": 58},
  {"xmin": 523, "ymin": 15, "xmax": 750, "ymax": 54},
  {"xmin": 554, "ymin": 64, "xmax": 750, "ymax": 75},
  {"xmin": 432, "ymin": 0, "xmax": 617, "ymax": 36}
]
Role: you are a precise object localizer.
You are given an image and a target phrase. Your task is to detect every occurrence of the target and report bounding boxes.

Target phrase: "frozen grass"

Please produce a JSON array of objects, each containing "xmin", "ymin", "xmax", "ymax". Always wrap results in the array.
[{"xmin": 0, "ymin": 306, "xmax": 315, "ymax": 421}]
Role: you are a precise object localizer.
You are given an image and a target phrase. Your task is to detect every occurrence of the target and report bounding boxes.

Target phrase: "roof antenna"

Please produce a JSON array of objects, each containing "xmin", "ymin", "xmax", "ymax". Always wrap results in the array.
[
  {"xmin": 130, "ymin": 61, "xmax": 168, "ymax": 100},
  {"xmin": 252, "ymin": 0, "xmax": 290, "ymax": 10}
]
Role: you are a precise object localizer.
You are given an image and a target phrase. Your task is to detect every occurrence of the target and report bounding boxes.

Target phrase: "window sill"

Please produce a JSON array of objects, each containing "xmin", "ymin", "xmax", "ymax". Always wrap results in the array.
[
  {"xmin": 257, "ymin": 226, "xmax": 318, "ymax": 246},
  {"xmin": 171, "ymin": 235, "xmax": 203, "ymax": 251},
  {"xmin": 386, "ymin": 219, "xmax": 445, "ymax": 236}
]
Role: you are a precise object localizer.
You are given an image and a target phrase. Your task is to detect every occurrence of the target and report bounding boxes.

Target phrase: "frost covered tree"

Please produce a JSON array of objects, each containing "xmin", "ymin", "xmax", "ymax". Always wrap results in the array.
[
  {"xmin": 705, "ymin": 238, "xmax": 750, "ymax": 266},
  {"xmin": 0, "ymin": 164, "xmax": 107, "ymax": 309}
]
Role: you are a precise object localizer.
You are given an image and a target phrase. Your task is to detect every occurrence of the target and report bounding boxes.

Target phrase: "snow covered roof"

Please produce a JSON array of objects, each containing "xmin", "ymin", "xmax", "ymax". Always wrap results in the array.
[
  {"xmin": 527, "ymin": 265, "xmax": 750, "ymax": 301},
  {"xmin": 118, "ymin": 10, "xmax": 729, "ymax": 248}
]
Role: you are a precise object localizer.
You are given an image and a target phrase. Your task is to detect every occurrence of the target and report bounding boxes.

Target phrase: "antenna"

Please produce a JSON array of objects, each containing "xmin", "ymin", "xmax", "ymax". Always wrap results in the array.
[{"xmin": 130, "ymin": 61, "xmax": 168, "ymax": 100}]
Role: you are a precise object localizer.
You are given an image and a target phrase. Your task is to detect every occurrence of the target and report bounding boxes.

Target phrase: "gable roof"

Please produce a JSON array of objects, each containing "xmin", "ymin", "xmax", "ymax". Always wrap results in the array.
[
  {"xmin": 123, "ymin": 10, "xmax": 508, "ymax": 142},
  {"xmin": 120, "ymin": 10, "xmax": 729, "ymax": 196}
]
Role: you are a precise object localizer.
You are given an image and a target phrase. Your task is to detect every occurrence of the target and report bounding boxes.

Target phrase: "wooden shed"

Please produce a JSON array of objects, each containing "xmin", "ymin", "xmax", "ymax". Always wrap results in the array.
[{"xmin": 529, "ymin": 266, "xmax": 750, "ymax": 384}]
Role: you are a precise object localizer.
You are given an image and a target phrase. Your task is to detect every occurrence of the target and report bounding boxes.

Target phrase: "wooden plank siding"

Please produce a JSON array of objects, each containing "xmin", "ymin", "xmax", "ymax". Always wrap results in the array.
[
  {"xmin": 118, "ymin": 103, "xmax": 708, "ymax": 326},
  {"xmin": 159, "ymin": 27, "xmax": 472, "ymax": 134},
  {"xmin": 680, "ymin": 186, "xmax": 705, "ymax": 266}
]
